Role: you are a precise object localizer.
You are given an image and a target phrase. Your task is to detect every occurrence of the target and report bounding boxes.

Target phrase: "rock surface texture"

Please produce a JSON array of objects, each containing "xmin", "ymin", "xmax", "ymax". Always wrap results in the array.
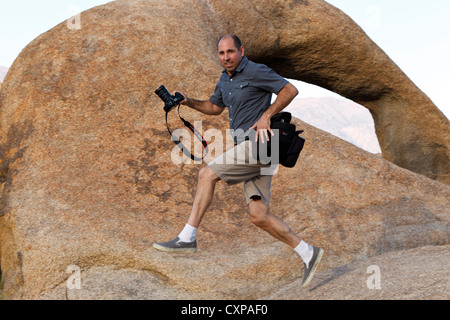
[
  {"xmin": 266, "ymin": 245, "xmax": 450, "ymax": 300},
  {"xmin": 0, "ymin": 0, "xmax": 449, "ymax": 299}
]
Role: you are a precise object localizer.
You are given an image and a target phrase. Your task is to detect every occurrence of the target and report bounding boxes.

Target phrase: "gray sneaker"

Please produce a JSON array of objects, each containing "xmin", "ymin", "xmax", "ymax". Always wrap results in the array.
[
  {"xmin": 153, "ymin": 237, "xmax": 197, "ymax": 253},
  {"xmin": 301, "ymin": 246, "xmax": 324, "ymax": 288}
]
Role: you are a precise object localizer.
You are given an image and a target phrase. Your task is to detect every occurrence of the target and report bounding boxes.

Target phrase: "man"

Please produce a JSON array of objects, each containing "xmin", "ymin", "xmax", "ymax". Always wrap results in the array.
[{"xmin": 153, "ymin": 34, "xmax": 323, "ymax": 288}]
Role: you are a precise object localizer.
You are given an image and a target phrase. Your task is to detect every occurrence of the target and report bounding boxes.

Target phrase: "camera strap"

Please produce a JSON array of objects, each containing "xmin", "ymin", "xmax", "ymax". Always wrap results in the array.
[{"xmin": 165, "ymin": 104, "xmax": 208, "ymax": 162}]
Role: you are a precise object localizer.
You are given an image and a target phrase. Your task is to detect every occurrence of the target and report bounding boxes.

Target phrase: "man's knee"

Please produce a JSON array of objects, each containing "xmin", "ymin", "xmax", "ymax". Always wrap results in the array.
[
  {"xmin": 248, "ymin": 197, "xmax": 269, "ymax": 226},
  {"xmin": 198, "ymin": 165, "xmax": 220, "ymax": 183}
]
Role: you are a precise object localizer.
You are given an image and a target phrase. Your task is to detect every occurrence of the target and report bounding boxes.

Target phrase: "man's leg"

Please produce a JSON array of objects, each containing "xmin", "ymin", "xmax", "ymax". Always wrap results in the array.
[
  {"xmin": 248, "ymin": 196, "xmax": 324, "ymax": 288},
  {"xmin": 248, "ymin": 196, "xmax": 300, "ymax": 248},
  {"xmin": 187, "ymin": 166, "xmax": 221, "ymax": 228},
  {"xmin": 153, "ymin": 166, "xmax": 220, "ymax": 253}
]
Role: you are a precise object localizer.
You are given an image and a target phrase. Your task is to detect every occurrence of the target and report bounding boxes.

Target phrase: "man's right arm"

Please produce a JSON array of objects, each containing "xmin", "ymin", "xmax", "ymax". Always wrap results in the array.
[{"xmin": 176, "ymin": 92, "xmax": 224, "ymax": 115}]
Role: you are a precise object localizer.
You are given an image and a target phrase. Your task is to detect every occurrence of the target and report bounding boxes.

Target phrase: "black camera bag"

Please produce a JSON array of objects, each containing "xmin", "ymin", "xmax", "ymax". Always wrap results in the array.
[{"xmin": 252, "ymin": 112, "xmax": 305, "ymax": 168}]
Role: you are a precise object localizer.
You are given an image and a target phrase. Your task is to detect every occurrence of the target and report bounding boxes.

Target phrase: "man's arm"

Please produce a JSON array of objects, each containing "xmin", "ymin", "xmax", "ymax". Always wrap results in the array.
[
  {"xmin": 184, "ymin": 98, "xmax": 225, "ymax": 116},
  {"xmin": 174, "ymin": 91, "xmax": 224, "ymax": 115},
  {"xmin": 249, "ymin": 83, "xmax": 299, "ymax": 142}
]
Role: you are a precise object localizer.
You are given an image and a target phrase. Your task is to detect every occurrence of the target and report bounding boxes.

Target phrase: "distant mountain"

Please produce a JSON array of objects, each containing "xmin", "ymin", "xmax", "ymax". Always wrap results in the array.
[
  {"xmin": 0, "ymin": 66, "xmax": 9, "ymax": 82},
  {"xmin": 286, "ymin": 96, "xmax": 382, "ymax": 154}
]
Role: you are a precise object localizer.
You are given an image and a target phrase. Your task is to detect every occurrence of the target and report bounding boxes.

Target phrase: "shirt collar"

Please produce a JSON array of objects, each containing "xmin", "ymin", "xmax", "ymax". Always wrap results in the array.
[{"xmin": 222, "ymin": 56, "xmax": 249, "ymax": 75}]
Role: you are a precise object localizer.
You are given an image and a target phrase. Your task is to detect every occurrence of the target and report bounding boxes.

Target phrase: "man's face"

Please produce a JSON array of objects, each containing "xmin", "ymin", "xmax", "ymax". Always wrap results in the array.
[{"xmin": 217, "ymin": 37, "xmax": 244, "ymax": 75}]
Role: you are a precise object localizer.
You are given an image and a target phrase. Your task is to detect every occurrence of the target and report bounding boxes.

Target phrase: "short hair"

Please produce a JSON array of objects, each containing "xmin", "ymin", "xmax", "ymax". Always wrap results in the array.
[{"xmin": 217, "ymin": 34, "xmax": 242, "ymax": 50}]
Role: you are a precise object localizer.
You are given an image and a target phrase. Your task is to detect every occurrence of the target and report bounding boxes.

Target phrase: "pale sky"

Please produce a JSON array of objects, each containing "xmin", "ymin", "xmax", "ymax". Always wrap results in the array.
[{"xmin": 0, "ymin": 0, "xmax": 449, "ymax": 118}]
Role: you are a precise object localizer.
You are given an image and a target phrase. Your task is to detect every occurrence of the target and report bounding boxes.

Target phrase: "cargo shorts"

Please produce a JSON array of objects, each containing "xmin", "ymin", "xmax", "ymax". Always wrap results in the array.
[{"xmin": 207, "ymin": 140, "xmax": 277, "ymax": 206}]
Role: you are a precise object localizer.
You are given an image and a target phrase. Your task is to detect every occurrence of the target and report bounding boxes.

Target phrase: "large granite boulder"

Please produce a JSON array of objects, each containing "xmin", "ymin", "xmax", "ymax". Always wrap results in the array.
[{"xmin": 0, "ymin": 0, "xmax": 448, "ymax": 299}]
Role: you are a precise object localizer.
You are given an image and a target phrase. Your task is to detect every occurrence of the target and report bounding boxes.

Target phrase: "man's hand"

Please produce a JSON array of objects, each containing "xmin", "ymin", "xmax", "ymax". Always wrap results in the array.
[
  {"xmin": 249, "ymin": 114, "xmax": 274, "ymax": 144},
  {"xmin": 172, "ymin": 91, "xmax": 188, "ymax": 105},
  {"xmin": 250, "ymin": 83, "xmax": 299, "ymax": 143}
]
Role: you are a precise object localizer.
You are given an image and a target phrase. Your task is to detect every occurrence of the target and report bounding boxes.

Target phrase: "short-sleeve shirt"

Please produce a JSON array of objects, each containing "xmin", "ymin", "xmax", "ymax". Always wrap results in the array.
[{"xmin": 209, "ymin": 56, "xmax": 289, "ymax": 143}]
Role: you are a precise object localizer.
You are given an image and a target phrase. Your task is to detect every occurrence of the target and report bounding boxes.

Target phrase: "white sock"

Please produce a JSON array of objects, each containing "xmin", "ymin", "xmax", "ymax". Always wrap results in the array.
[
  {"xmin": 178, "ymin": 224, "xmax": 197, "ymax": 242},
  {"xmin": 294, "ymin": 240, "xmax": 314, "ymax": 266}
]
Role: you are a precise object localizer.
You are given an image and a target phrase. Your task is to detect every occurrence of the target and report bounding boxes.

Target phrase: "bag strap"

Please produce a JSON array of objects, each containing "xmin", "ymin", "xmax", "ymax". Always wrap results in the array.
[{"xmin": 165, "ymin": 105, "xmax": 208, "ymax": 162}]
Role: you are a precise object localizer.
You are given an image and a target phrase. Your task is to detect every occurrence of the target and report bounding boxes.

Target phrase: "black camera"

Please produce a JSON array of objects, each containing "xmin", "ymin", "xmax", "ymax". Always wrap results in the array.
[{"xmin": 155, "ymin": 85, "xmax": 184, "ymax": 112}]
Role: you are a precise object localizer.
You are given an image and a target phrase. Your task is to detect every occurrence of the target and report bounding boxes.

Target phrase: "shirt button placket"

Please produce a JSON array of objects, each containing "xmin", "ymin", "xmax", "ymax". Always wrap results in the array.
[{"xmin": 228, "ymin": 77, "xmax": 233, "ymax": 111}]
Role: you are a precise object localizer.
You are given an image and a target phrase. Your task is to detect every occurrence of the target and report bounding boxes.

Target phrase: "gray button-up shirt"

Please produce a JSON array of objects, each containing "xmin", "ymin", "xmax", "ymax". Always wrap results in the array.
[{"xmin": 209, "ymin": 56, "xmax": 289, "ymax": 143}]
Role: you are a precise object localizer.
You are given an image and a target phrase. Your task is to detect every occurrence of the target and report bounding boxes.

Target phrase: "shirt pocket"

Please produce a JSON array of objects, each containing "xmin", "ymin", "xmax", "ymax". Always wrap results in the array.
[
  {"xmin": 233, "ymin": 81, "xmax": 250, "ymax": 102},
  {"xmin": 235, "ymin": 81, "xmax": 260, "ymax": 102},
  {"xmin": 236, "ymin": 81, "xmax": 250, "ymax": 90}
]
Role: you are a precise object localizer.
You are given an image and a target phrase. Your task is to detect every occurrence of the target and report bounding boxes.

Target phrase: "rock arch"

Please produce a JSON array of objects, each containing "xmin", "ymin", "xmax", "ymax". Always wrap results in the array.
[{"xmin": 215, "ymin": 0, "xmax": 450, "ymax": 184}]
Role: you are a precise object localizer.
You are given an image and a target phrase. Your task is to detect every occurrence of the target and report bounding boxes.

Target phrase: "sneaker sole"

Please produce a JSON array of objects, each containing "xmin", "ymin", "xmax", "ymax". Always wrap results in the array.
[
  {"xmin": 301, "ymin": 248, "xmax": 324, "ymax": 288},
  {"xmin": 152, "ymin": 243, "xmax": 197, "ymax": 253}
]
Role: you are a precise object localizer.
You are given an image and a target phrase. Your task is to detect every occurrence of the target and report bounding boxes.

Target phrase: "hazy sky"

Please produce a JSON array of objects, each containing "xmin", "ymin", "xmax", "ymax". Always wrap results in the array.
[{"xmin": 0, "ymin": 0, "xmax": 449, "ymax": 118}]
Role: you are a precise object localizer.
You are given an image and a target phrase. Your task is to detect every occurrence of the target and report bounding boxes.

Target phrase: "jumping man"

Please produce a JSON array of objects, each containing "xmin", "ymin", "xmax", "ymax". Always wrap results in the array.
[{"xmin": 153, "ymin": 34, "xmax": 323, "ymax": 288}]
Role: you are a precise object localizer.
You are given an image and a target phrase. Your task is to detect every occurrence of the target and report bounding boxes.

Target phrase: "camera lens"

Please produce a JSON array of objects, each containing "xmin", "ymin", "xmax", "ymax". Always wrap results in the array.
[{"xmin": 155, "ymin": 85, "xmax": 172, "ymax": 103}]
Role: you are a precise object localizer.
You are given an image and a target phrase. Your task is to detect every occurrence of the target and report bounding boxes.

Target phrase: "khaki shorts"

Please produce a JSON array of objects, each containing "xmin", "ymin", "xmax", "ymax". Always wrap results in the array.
[{"xmin": 207, "ymin": 140, "xmax": 277, "ymax": 206}]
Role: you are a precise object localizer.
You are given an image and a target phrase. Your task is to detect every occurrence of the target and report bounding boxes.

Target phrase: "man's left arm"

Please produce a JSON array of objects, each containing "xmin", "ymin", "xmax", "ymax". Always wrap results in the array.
[{"xmin": 250, "ymin": 83, "xmax": 299, "ymax": 143}]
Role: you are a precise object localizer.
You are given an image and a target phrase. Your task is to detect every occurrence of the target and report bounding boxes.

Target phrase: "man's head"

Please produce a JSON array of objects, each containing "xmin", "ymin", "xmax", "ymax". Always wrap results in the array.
[{"xmin": 217, "ymin": 34, "xmax": 244, "ymax": 76}]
